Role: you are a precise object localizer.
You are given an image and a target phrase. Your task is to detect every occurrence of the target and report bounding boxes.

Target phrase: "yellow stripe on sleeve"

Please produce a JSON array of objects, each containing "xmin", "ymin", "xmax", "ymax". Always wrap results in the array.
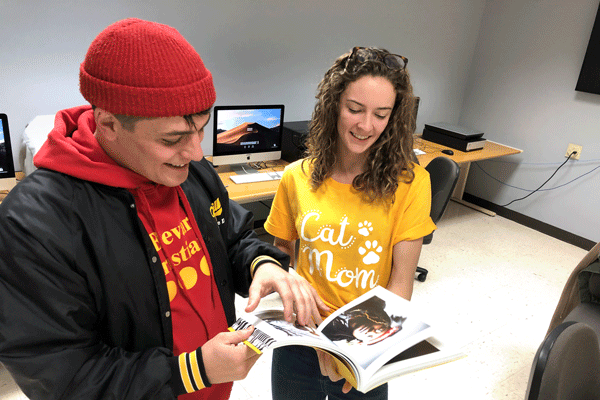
[
  {"xmin": 189, "ymin": 350, "xmax": 207, "ymax": 390},
  {"xmin": 178, "ymin": 353, "xmax": 195, "ymax": 393},
  {"xmin": 250, "ymin": 255, "xmax": 280, "ymax": 277}
]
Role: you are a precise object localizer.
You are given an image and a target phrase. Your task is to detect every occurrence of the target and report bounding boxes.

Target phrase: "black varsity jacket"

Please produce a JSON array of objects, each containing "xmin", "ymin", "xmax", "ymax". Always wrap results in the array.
[{"xmin": 0, "ymin": 158, "xmax": 289, "ymax": 399}]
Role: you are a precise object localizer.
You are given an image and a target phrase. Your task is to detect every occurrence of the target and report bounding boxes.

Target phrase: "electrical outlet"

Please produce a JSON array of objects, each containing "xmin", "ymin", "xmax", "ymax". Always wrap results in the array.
[{"xmin": 565, "ymin": 143, "xmax": 582, "ymax": 160}]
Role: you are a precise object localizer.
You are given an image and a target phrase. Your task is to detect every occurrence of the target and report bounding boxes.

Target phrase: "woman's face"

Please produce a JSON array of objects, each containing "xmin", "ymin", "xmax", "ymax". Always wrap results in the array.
[
  {"xmin": 353, "ymin": 324, "xmax": 386, "ymax": 343},
  {"xmin": 336, "ymin": 75, "xmax": 396, "ymax": 159}
]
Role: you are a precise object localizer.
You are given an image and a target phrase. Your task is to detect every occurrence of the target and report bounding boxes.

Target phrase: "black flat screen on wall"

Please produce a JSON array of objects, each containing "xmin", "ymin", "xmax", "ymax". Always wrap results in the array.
[
  {"xmin": 0, "ymin": 113, "xmax": 16, "ymax": 180},
  {"xmin": 576, "ymin": 2, "xmax": 600, "ymax": 95}
]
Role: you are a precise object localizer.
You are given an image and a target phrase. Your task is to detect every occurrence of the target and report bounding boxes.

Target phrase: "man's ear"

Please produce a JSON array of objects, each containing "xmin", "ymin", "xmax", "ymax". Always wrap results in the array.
[{"xmin": 94, "ymin": 108, "xmax": 119, "ymax": 141}]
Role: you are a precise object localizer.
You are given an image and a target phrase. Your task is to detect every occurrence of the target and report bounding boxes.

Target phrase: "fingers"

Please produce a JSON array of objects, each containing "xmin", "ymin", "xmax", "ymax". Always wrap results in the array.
[
  {"xmin": 297, "ymin": 283, "xmax": 322, "ymax": 326},
  {"xmin": 316, "ymin": 350, "xmax": 353, "ymax": 393},
  {"xmin": 277, "ymin": 283, "xmax": 296, "ymax": 323},
  {"xmin": 275, "ymin": 274, "xmax": 326, "ymax": 326},
  {"xmin": 309, "ymin": 285, "xmax": 330, "ymax": 325},
  {"xmin": 244, "ymin": 288, "xmax": 261, "ymax": 314},
  {"xmin": 278, "ymin": 279, "xmax": 314, "ymax": 324},
  {"xmin": 249, "ymin": 263, "xmax": 330, "ymax": 326},
  {"xmin": 224, "ymin": 326, "xmax": 254, "ymax": 346},
  {"xmin": 314, "ymin": 286, "xmax": 331, "ymax": 314},
  {"xmin": 316, "ymin": 350, "xmax": 331, "ymax": 377},
  {"xmin": 202, "ymin": 328, "xmax": 262, "ymax": 384},
  {"xmin": 342, "ymin": 380, "xmax": 353, "ymax": 393},
  {"xmin": 315, "ymin": 350, "xmax": 343, "ymax": 382}
]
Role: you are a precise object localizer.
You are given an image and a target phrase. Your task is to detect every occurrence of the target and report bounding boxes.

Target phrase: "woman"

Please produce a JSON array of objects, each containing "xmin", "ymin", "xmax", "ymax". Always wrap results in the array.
[
  {"xmin": 264, "ymin": 47, "xmax": 436, "ymax": 399},
  {"xmin": 321, "ymin": 296, "xmax": 405, "ymax": 346}
]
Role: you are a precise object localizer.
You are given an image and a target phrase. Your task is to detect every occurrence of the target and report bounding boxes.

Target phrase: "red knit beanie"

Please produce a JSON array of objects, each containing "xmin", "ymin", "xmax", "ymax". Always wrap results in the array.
[{"xmin": 80, "ymin": 18, "xmax": 216, "ymax": 117}]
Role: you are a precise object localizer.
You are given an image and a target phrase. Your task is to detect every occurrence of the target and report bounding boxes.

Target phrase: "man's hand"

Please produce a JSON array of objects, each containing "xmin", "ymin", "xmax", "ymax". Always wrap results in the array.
[
  {"xmin": 201, "ymin": 327, "xmax": 261, "ymax": 384},
  {"xmin": 316, "ymin": 350, "xmax": 353, "ymax": 393},
  {"xmin": 246, "ymin": 263, "xmax": 330, "ymax": 326}
]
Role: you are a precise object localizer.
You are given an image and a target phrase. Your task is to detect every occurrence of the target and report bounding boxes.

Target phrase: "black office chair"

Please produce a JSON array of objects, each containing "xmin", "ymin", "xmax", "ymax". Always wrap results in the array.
[
  {"xmin": 525, "ymin": 321, "xmax": 600, "ymax": 400},
  {"xmin": 415, "ymin": 156, "xmax": 460, "ymax": 282}
]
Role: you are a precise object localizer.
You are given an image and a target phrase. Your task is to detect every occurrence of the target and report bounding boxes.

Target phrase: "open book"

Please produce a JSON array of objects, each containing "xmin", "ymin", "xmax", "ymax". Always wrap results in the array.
[{"xmin": 229, "ymin": 286, "xmax": 464, "ymax": 393}]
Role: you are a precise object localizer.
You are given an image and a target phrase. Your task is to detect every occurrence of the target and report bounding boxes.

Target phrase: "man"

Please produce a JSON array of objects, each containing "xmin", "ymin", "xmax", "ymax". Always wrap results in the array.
[{"xmin": 0, "ymin": 18, "xmax": 326, "ymax": 399}]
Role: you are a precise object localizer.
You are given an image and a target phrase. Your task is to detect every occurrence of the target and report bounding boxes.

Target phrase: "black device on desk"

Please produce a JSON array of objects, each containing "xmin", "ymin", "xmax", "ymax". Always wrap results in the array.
[
  {"xmin": 212, "ymin": 104, "xmax": 285, "ymax": 174},
  {"xmin": 0, "ymin": 113, "xmax": 17, "ymax": 191},
  {"xmin": 423, "ymin": 122, "xmax": 486, "ymax": 152},
  {"xmin": 281, "ymin": 120, "xmax": 309, "ymax": 162}
]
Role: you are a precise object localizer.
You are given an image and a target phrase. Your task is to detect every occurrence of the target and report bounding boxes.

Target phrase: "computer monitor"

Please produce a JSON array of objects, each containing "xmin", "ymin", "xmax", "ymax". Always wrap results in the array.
[
  {"xmin": 0, "ymin": 113, "xmax": 17, "ymax": 191},
  {"xmin": 212, "ymin": 104, "xmax": 284, "ymax": 174}
]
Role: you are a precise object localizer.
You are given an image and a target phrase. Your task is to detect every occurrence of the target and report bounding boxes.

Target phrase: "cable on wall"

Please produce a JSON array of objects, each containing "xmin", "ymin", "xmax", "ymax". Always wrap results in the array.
[
  {"xmin": 473, "ymin": 162, "xmax": 600, "ymax": 193},
  {"xmin": 500, "ymin": 151, "xmax": 575, "ymax": 206},
  {"xmin": 473, "ymin": 151, "xmax": 598, "ymax": 207}
]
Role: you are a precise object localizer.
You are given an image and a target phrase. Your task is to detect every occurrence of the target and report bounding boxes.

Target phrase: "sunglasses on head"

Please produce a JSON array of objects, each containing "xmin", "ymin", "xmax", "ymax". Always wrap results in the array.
[{"xmin": 346, "ymin": 47, "xmax": 408, "ymax": 71}]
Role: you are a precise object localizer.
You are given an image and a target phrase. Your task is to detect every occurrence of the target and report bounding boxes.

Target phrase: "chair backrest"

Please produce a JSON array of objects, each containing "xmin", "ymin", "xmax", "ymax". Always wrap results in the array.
[
  {"xmin": 526, "ymin": 321, "xmax": 600, "ymax": 400},
  {"xmin": 425, "ymin": 156, "xmax": 460, "ymax": 224}
]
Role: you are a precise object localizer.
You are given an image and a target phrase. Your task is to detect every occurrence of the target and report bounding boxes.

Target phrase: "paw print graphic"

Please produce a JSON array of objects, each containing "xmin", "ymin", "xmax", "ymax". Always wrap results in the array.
[
  {"xmin": 358, "ymin": 240, "xmax": 383, "ymax": 265},
  {"xmin": 357, "ymin": 221, "xmax": 373, "ymax": 237}
]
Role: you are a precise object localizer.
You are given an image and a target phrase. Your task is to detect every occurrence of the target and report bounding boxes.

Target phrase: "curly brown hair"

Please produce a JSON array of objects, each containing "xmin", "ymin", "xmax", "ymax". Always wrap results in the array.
[{"xmin": 304, "ymin": 47, "xmax": 418, "ymax": 203}]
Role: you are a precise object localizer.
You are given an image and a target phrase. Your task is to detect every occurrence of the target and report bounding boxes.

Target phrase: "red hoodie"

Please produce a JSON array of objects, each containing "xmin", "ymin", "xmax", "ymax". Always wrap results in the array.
[{"xmin": 35, "ymin": 105, "xmax": 232, "ymax": 399}]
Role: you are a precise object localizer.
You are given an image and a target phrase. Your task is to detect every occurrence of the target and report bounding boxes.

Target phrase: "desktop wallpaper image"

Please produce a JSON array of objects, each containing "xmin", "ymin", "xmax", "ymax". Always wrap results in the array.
[
  {"xmin": 215, "ymin": 108, "xmax": 282, "ymax": 153},
  {"xmin": 0, "ymin": 124, "xmax": 7, "ymax": 173}
]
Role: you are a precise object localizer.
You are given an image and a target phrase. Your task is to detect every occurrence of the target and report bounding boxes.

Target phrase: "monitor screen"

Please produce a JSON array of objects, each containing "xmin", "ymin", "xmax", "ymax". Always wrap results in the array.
[
  {"xmin": 0, "ymin": 113, "xmax": 16, "ymax": 181},
  {"xmin": 212, "ymin": 104, "xmax": 284, "ymax": 170},
  {"xmin": 576, "ymin": 2, "xmax": 600, "ymax": 95}
]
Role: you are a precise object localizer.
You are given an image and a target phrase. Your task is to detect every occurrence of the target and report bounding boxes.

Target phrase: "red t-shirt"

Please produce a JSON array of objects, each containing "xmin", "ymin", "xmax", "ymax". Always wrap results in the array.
[{"xmin": 134, "ymin": 184, "xmax": 231, "ymax": 399}]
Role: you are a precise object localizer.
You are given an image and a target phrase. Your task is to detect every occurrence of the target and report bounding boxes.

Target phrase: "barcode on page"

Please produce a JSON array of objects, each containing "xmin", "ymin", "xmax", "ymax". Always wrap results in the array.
[{"xmin": 231, "ymin": 318, "xmax": 276, "ymax": 352}]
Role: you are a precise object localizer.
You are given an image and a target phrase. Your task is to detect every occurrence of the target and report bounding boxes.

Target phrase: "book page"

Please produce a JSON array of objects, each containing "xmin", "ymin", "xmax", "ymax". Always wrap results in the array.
[
  {"xmin": 363, "ymin": 335, "xmax": 466, "ymax": 392},
  {"xmin": 230, "ymin": 286, "xmax": 437, "ymax": 388},
  {"xmin": 230, "ymin": 309, "xmax": 341, "ymax": 355},
  {"xmin": 316, "ymin": 286, "xmax": 434, "ymax": 379}
]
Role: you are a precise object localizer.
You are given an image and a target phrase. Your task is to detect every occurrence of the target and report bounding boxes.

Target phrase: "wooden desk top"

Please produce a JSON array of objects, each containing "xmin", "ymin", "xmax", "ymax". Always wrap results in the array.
[
  {"xmin": 214, "ymin": 159, "xmax": 289, "ymax": 204},
  {"xmin": 214, "ymin": 136, "xmax": 522, "ymax": 204},
  {"xmin": 0, "ymin": 172, "xmax": 24, "ymax": 203},
  {"xmin": 414, "ymin": 135, "xmax": 522, "ymax": 167}
]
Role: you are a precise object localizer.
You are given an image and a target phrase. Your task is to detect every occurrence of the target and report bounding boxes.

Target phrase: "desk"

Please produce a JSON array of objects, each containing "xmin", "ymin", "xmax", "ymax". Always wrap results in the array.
[
  {"xmin": 214, "ymin": 159, "xmax": 289, "ymax": 204},
  {"xmin": 0, "ymin": 172, "xmax": 24, "ymax": 203},
  {"xmin": 414, "ymin": 136, "xmax": 522, "ymax": 216},
  {"xmin": 213, "ymin": 136, "xmax": 522, "ymax": 214}
]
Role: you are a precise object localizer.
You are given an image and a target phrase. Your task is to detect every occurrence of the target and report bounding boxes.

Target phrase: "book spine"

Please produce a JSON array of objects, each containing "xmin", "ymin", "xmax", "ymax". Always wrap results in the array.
[{"xmin": 422, "ymin": 129, "xmax": 485, "ymax": 152}]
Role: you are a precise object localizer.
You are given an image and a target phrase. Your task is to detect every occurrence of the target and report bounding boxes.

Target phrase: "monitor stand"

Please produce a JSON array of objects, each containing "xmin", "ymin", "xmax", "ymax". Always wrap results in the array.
[{"xmin": 221, "ymin": 163, "xmax": 261, "ymax": 175}]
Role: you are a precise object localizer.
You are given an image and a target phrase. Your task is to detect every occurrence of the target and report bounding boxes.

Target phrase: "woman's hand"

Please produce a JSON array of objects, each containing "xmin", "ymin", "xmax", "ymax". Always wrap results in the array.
[{"xmin": 315, "ymin": 349, "xmax": 353, "ymax": 393}]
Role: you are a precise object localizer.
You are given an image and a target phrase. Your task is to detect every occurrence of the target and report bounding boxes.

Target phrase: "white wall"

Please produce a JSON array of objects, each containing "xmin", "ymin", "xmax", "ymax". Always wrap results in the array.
[
  {"xmin": 0, "ymin": 0, "xmax": 485, "ymax": 158},
  {"xmin": 460, "ymin": 0, "xmax": 600, "ymax": 242},
  {"xmin": 3, "ymin": 1, "xmax": 598, "ymax": 242}
]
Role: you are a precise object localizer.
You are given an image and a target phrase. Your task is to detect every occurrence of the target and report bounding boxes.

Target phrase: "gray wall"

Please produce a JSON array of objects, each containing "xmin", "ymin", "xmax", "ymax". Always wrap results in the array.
[
  {"xmin": 460, "ymin": 0, "xmax": 600, "ymax": 243},
  {"xmin": 0, "ymin": 0, "xmax": 485, "ymax": 155},
  {"xmin": 2, "ymin": 0, "xmax": 598, "ymax": 242}
]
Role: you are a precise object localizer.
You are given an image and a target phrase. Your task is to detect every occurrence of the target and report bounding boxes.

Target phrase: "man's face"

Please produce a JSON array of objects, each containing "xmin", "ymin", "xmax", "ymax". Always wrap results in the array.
[{"xmin": 111, "ymin": 113, "xmax": 211, "ymax": 187}]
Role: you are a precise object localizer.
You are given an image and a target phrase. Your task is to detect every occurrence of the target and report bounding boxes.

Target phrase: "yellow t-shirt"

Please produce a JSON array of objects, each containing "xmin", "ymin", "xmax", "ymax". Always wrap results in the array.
[{"xmin": 264, "ymin": 159, "xmax": 436, "ymax": 314}]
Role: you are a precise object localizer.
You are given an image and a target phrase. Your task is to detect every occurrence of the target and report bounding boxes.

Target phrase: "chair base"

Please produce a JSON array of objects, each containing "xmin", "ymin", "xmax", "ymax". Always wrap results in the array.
[{"xmin": 416, "ymin": 267, "xmax": 428, "ymax": 282}]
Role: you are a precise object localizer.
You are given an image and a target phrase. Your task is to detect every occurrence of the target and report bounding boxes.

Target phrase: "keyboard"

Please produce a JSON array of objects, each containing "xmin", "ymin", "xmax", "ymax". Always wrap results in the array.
[{"xmin": 229, "ymin": 171, "xmax": 283, "ymax": 184}]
